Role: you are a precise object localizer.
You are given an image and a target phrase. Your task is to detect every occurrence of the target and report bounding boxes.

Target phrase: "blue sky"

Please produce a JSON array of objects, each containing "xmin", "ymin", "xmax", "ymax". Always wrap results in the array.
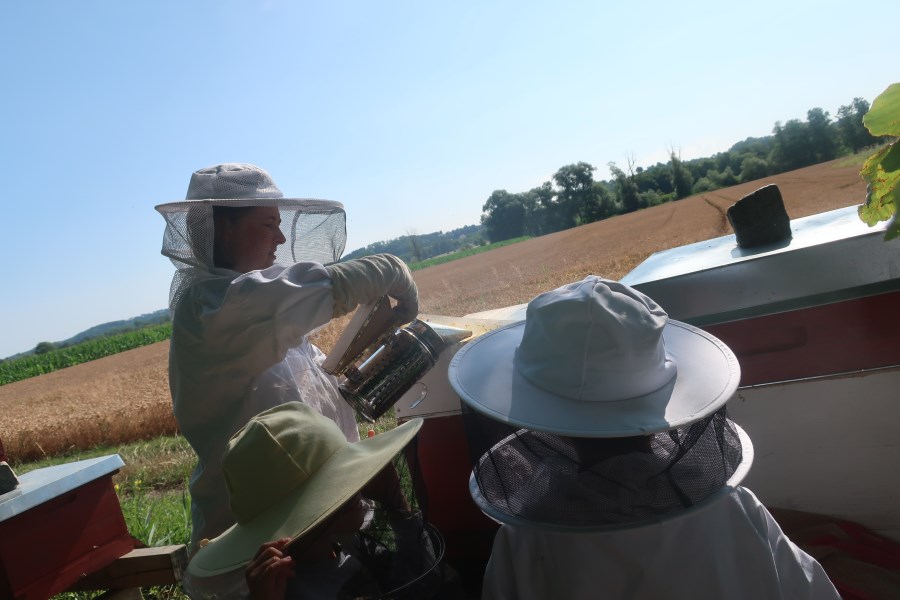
[{"xmin": 1, "ymin": 1, "xmax": 896, "ymax": 358}]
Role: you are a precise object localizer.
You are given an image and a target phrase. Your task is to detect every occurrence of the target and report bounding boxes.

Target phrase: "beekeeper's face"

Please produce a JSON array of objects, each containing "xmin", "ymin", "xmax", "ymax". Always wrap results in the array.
[{"xmin": 216, "ymin": 206, "xmax": 287, "ymax": 272}]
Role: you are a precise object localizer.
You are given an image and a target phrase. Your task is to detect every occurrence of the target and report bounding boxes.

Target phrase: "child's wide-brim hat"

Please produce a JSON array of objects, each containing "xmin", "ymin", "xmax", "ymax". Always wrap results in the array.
[
  {"xmin": 187, "ymin": 402, "xmax": 422, "ymax": 578},
  {"xmin": 448, "ymin": 276, "xmax": 741, "ymax": 437}
]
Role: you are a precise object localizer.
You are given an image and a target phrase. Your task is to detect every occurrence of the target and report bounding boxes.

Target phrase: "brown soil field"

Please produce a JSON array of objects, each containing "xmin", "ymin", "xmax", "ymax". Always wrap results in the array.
[{"xmin": 0, "ymin": 159, "xmax": 869, "ymax": 463}]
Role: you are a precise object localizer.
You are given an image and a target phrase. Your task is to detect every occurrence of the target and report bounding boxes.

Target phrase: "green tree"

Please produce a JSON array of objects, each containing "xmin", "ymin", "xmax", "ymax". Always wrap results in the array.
[
  {"xmin": 521, "ymin": 182, "xmax": 560, "ymax": 235},
  {"xmin": 584, "ymin": 182, "xmax": 617, "ymax": 221},
  {"xmin": 669, "ymin": 151, "xmax": 694, "ymax": 199},
  {"xmin": 481, "ymin": 190, "xmax": 528, "ymax": 243},
  {"xmin": 739, "ymin": 155, "xmax": 769, "ymax": 182},
  {"xmin": 692, "ymin": 177, "xmax": 716, "ymax": 194},
  {"xmin": 806, "ymin": 108, "xmax": 839, "ymax": 163},
  {"xmin": 711, "ymin": 166, "xmax": 739, "ymax": 187},
  {"xmin": 609, "ymin": 161, "xmax": 642, "ymax": 213},
  {"xmin": 405, "ymin": 228, "xmax": 424, "ymax": 262},
  {"xmin": 34, "ymin": 342, "xmax": 56, "ymax": 355},
  {"xmin": 553, "ymin": 162, "xmax": 598, "ymax": 227},
  {"xmin": 770, "ymin": 119, "xmax": 815, "ymax": 171},
  {"xmin": 837, "ymin": 98, "xmax": 878, "ymax": 153},
  {"xmin": 643, "ymin": 162, "xmax": 675, "ymax": 195}
]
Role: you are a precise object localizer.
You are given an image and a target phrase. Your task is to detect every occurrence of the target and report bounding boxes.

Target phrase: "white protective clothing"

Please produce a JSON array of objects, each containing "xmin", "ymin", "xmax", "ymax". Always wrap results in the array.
[
  {"xmin": 170, "ymin": 261, "xmax": 361, "ymax": 554},
  {"xmin": 326, "ymin": 253, "xmax": 419, "ymax": 322},
  {"xmin": 481, "ymin": 486, "xmax": 840, "ymax": 600}
]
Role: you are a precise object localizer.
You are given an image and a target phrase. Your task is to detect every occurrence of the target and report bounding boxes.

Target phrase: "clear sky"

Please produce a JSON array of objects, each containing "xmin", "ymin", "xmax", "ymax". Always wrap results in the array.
[{"xmin": 1, "ymin": 1, "xmax": 896, "ymax": 358}]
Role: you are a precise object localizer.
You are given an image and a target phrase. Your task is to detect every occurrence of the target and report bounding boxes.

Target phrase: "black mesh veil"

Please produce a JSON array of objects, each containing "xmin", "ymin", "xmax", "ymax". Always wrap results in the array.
[{"xmin": 465, "ymin": 405, "xmax": 750, "ymax": 530}]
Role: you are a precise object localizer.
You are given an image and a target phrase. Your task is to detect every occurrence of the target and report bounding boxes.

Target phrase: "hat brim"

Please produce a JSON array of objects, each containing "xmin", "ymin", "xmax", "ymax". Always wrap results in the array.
[
  {"xmin": 154, "ymin": 198, "xmax": 344, "ymax": 214},
  {"xmin": 187, "ymin": 417, "xmax": 422, "ymax": 578},
  {"xmin": 469, "ymin": 421, "xmax": 754, "ymax": 531},
  {"xmin": 449, "ymin": 320, "xmax": 740, "ymax": 437}
]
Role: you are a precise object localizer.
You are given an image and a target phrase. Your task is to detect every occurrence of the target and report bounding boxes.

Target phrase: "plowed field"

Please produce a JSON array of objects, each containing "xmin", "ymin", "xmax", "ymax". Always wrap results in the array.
[{"xmin": 0, "ymin": 159, "xmax": 870, "ymax": 462}]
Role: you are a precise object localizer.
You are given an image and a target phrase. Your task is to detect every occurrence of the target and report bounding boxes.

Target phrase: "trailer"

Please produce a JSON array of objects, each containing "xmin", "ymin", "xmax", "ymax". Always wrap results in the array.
[{"xmin": 394, "ymin": 204, "xmax": 900, "ymax": 590}]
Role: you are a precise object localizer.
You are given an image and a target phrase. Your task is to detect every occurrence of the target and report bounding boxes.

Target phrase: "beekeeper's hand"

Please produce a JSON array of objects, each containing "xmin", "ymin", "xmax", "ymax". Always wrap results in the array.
[{"xmin": 326, "ymin": 253, "xmax": 419, "ymax": 323}]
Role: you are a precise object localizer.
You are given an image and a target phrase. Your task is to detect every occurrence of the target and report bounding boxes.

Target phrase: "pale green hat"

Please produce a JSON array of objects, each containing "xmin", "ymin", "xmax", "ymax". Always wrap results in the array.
[{"xmin": 187, "ymin": 402, "xmax": 423, "ymax": 577}]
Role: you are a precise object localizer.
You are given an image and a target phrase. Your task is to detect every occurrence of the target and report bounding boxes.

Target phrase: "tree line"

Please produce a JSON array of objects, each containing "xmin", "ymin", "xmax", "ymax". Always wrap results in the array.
[
  {"xmin": 481, "ymin": 97, "xmax": 882, "ymax": 243},
  {"xmin": 343, "ymin": 224, "xmax": 485, "ymax": 264}
]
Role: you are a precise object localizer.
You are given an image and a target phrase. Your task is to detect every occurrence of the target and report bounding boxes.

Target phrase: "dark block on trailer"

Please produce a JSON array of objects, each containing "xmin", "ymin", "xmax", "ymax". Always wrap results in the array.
[{"xmin": 727, "ymin": 184, "xmax": 792, "ymax": 248}]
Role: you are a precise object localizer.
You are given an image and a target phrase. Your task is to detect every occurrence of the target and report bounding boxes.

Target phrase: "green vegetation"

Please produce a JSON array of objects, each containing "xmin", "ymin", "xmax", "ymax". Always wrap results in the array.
[
  {"xmin": 480, "ymin": 93, "xmax": 886, "ymax": 243},
  {"xmin": 408, "ymin": 236, "xmax": 532, "ymax": 270},
  {"xmin": 0, "ymin": 323, "xmax": 172, "ymax": 385},
  {"xmin": 858, "ymin": 83, "xmax": 900, "ymax": 240},
  {"xmin": 25, "ymin": 415, "xmax": 400, "ymax": 599},
  {"xmin": 343, "ymin": 223, "xmax": 485, "ymax": 265}
]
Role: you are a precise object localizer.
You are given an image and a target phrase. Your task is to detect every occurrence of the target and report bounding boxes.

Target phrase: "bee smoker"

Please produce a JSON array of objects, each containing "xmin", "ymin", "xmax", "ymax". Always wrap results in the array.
[{"xmin": 322, "ymin": 296, "xmax": 472, "ymax": 422}]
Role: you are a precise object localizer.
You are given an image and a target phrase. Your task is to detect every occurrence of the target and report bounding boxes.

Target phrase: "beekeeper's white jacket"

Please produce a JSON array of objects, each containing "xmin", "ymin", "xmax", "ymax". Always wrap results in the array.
[
  {"xmin": 481, "ymin": 486, "xmax": 840, "ymax": 600},
  {"xmin": 169, "ymin": 262, "xmax": 360, "ymax": 550}
]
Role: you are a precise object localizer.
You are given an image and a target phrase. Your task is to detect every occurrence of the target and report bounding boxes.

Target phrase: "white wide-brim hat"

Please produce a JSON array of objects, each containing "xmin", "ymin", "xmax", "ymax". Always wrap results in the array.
[
  {"xmin": 188, "ymin": 402, "xmax": 422, "ymax": 578},
  {"xmin": 448, "ymin": 276, "xmax": 741, "ymax": 437},
  {"xmin": 154, "ymin": 162, "xmax": 345, "ymax": 212}
]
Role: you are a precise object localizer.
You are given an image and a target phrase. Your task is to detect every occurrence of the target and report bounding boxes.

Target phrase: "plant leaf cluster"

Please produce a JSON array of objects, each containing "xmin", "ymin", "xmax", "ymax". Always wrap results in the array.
[{"xmin": 858, "ymin": 83, "xmax": 900, "ymax": 240}]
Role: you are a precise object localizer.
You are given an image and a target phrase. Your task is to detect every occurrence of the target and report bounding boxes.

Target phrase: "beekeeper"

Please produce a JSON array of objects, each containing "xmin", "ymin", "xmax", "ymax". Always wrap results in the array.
[
  {"xmin": 448, "ymin": 276, "xmax": 841, "ymax": 600},
  {"xmin": 155, "ymin": 163, "xmax": 419, "ymax": 555}
]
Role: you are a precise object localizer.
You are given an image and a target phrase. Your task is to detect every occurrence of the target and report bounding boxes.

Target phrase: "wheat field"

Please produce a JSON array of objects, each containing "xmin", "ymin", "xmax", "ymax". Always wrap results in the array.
[{"xmin": 0, "ymin": 159, "xmax": 868, "ymax": 463}]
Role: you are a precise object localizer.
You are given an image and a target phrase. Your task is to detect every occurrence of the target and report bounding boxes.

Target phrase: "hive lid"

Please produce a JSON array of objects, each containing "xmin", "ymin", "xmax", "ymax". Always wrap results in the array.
[
  {"xmin": 620, "ymin": 206, "xmax": 900, "ymax": 325},
  {"xmin": 0, "ymin": 454, "xmax": 125, "ymax": 523}
]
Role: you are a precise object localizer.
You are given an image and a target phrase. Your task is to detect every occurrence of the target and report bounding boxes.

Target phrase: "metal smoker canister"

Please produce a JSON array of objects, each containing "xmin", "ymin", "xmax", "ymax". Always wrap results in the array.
[{"xmin": 340, "ymin": 319, "xmax": 446, "ymax": 422}]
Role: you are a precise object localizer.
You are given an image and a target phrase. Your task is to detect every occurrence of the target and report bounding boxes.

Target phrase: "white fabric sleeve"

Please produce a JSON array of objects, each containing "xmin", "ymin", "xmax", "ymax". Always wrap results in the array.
[{"xmin": 326, "ymin": 253, "xmax": 418, "ymax": 322}]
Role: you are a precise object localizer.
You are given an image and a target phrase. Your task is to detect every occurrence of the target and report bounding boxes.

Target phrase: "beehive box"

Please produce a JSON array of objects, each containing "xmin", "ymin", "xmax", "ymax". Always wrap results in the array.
[{"xmin": 0, "ymin": 455, "xmax": 133, "ymax": 599}]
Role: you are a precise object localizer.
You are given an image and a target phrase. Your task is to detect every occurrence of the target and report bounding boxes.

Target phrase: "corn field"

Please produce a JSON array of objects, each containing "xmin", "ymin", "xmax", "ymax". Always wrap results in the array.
[{"xmin": 0, "ymin": 324, "xmax": 172, "ymax": 386}]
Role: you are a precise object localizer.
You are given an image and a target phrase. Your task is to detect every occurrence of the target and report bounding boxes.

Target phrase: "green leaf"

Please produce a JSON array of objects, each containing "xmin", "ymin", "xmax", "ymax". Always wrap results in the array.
[
  {"xmin": 858, "ymin": 134, "xmax": 900, "ymax": 231},
  {"xmin": 863, "ymin": 83, "xmax": 900, "ymax": 137},
  {"xmin": 885, "ymin": 215, "xmax": 900, "ymax": 241}
]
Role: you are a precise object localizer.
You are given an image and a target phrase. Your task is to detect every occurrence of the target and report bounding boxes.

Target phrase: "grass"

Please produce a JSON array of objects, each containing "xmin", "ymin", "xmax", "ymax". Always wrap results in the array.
[
  {"xmin": 16, "ymin": 413, "xmax": 402, "ymax": 599},
  {"xmin": 15, "ymin": 436, "xmax": 196, "ymax": 598},
  {"xmin": 831, "ymin": 145, "xmax": 884, "ymax": 169}
]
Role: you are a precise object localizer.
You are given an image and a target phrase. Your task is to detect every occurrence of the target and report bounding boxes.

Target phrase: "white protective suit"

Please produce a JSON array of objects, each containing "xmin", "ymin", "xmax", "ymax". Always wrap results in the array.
[
  {"xmin": 169, "ymin": 261, "xmax": 361, "ymax": 551},
  {"xmin": 157, "ymin": 164, "xmax": 418, "ymax": 558},
  {"xmin": 481, "ymin": 486, "xmax": 841, "ymax": 600}
]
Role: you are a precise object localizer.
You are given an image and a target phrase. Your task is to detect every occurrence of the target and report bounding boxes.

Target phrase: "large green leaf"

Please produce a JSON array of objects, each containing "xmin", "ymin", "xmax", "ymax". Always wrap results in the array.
[
  {"xmin": 858, "ymin": 83, "xmax": 900, "ymax": 240},
  {"xmin": 863, "ymin": 83, "xmax": 900, "ymax": 136},
  {"xmin": 858, "ymin": 143, "xmax": 900, "ymax": 228}
]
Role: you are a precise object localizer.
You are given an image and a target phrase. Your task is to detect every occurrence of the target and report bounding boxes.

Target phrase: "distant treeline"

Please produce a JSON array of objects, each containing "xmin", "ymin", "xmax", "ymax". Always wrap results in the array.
[
  {"xmin": 3, "ymin": 309, "xmax": 170, "ymax": 362},
  {"xmin": 480, "ymin": 97, "xmax": 882, "ymax": 243},
  {"xmin": 343, "ymin": 224, "xmax": 486, "ymax": 264}
]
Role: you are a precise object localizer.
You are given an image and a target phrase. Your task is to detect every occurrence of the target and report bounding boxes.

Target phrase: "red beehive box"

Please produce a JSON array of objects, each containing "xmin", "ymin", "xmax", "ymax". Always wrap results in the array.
[{"xmin": 0, "ymin": 455, "xmax": 134, "ymax": 599}]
